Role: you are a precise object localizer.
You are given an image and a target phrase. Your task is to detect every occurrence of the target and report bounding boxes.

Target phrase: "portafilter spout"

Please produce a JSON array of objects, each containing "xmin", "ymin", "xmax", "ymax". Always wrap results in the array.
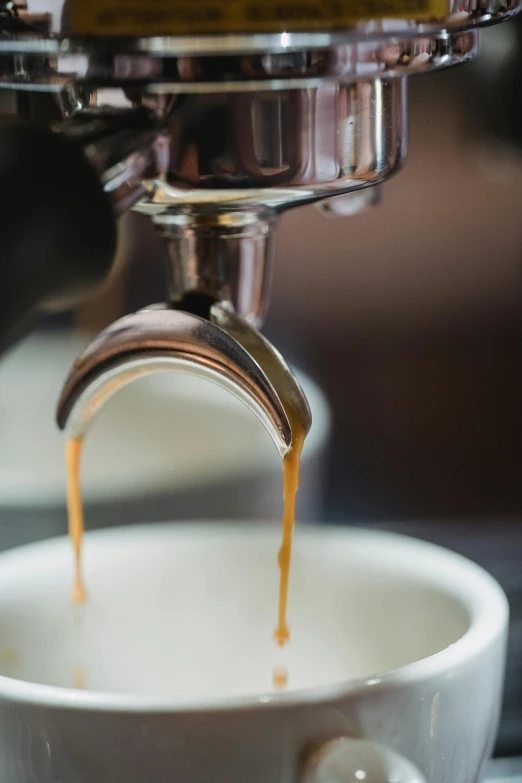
[{"xmin": 56, "ymin": 304, "xmax": 311, "ymax": 456}]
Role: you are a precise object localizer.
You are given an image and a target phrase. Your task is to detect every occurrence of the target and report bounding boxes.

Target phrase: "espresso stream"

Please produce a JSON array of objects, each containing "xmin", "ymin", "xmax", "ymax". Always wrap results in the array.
[
  {"xmin": 65, "ymin": 437, "xmax": 86, "ymax": 604},
  {"xmin": 65, "ymin": 414, "xmax": 305, "ymax": 690}
]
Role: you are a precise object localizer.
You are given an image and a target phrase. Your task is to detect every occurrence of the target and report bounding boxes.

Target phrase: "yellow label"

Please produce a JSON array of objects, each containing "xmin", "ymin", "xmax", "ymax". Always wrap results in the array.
[{"xmin": 69, "ymin": 0, "xmax": 448, "ymax": 36}]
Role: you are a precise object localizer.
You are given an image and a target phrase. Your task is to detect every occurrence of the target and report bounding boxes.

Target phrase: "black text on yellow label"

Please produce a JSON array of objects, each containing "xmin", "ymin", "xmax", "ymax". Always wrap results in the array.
[{"xmin": 69, "ymin": 0, "xmax": 449, "ymax": 36}]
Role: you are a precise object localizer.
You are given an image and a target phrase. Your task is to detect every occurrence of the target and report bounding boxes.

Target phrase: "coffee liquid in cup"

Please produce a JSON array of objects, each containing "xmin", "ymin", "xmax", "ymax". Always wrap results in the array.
[{"xmin": 64, "ymin": 411, "xmax": 306, "ymax": 690}]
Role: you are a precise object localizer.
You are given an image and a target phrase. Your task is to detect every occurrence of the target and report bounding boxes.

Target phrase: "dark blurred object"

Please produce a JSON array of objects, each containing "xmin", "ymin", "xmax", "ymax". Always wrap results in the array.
[
  {"xmin": 0, "ymin": 123, "xmax": 116, "ymax": 352},
  {"xmin": 456, "ymin": 21, "xmax": 522, "ymax": 151},
  {"xmin": 0, "ymin": 107, "xmax": 161, "ymax": 354},
  {"xmin": 312, "ymin": 326, "xmax": 522, "ymax": 522}
]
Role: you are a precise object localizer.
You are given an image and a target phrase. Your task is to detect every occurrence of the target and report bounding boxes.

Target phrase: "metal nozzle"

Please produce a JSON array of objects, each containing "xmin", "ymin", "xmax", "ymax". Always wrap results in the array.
[
  {"xmin": 156, "ymin": 209, "xmax": 277, "ymax": 329},
  {"xmin": 56, "ymin": 304, "xmax": 311, "ymax": 457}
]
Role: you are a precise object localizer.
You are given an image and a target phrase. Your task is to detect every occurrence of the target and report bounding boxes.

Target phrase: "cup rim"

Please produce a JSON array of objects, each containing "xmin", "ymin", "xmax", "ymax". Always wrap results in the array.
[{"xmin": 0, "ymin": 523, "xmax": 508, "ymax": 713}]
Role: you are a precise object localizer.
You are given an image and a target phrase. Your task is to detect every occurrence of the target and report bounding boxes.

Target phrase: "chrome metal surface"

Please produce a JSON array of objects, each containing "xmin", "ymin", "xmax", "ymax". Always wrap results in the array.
[
  {"xmin": 56, "ymin": 306, "xmax": 312, "ymax": 455},
  {"xmin": 55, "ymin": 108, "xmax": 165, "ymax": 213},
  {"xmin": 317, "ymin": 186, "xmax": 382, "ymax": 217},
  {"xmin": 129, "ymin": 76, "xmax": 406, "ymax": 327},
  {"xmin": 157, "ymin": 210, "xmax": 277, "ymax": 326},
  {"xmin": 134, "ymin": 76, "xmax": 407, "ymax": 210},
  {"xmin": 211, "ymin": 304, "xmax": 312, "ymax": 435},
  {"xmin": 0, "ymin": 32, "xmax": 477, "ymax": 90},
  {"xmin": 11, "ymin": 0, "xmax": 520, "ymax": 50}
]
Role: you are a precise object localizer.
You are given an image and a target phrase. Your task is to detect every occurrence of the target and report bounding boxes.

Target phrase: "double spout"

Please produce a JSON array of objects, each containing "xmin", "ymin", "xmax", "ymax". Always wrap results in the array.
[
  {"xmin": 56, "ymin": 303, "xmax": 311, "ymax": 456},
  {"xmin": 53, "ymin": 110, "xmax": 311, "ymax": 453}
]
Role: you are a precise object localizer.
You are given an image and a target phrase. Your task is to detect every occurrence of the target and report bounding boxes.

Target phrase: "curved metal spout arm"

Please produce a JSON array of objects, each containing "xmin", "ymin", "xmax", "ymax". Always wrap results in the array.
[
  {"xmin": 56, "ymin": 307, "xmax": 307, "ymax": 456},
  {"xmin": 210, "ymin": 303, "xmax": 311, "ymax": 438}
]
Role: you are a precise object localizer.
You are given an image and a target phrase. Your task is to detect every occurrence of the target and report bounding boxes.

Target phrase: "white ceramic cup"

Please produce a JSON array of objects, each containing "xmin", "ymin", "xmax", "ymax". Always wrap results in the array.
[{"xmin": 0, "ymin": 524, "xmax": 508, "ymax": 783}]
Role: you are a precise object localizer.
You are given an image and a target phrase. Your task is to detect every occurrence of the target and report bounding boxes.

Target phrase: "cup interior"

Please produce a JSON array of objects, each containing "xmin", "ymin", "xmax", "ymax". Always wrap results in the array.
[{"xmin": 0, "ymin": 524, "xmax": 491, "ymax": 705}]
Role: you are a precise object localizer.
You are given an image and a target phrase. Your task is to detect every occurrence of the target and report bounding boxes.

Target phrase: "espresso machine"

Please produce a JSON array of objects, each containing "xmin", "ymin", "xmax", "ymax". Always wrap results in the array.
[{"xmin": 0, "ymin": 0, "xmax": 518, "ymax": 452}]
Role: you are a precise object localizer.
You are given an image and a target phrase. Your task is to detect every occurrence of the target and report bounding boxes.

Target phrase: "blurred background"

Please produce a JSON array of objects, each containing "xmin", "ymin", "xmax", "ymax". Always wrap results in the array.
[{"xmin": 0, "ymin": 19, "xmax": 521, "ymax": 756}]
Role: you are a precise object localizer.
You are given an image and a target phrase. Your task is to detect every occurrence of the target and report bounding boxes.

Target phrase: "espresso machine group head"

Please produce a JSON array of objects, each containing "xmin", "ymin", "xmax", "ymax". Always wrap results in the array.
[{"xmin": 0, "ymin": 0, "xmax": 517, "ymax": 450}]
